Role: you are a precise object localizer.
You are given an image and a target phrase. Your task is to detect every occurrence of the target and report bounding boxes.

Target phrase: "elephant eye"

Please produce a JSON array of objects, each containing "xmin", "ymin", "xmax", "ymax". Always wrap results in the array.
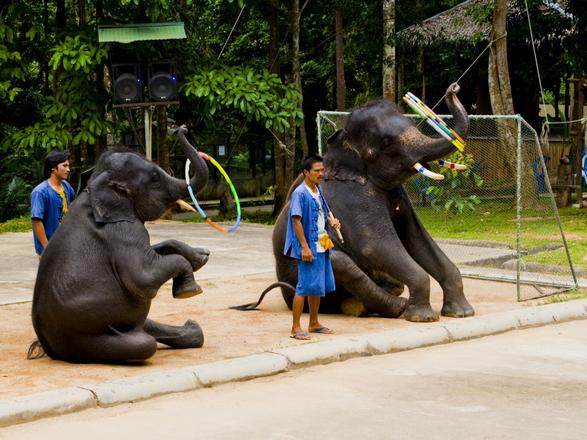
[
  {"xmin": 383, "ymin": 135, "xmax": 395, "ymax": 146},
  {"xmin": 150, "ymin": 172, "xmax": 161, "ymax": 188}
]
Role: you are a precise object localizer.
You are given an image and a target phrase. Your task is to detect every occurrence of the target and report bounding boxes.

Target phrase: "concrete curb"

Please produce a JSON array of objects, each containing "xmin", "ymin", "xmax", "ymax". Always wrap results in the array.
[
  {"xmin": 0, "ymin": 388, "xmax": 97, "ymax": 427},
  {"xmin": 1, "ymin": 299, "xmax": 586, "ymax": 428}
]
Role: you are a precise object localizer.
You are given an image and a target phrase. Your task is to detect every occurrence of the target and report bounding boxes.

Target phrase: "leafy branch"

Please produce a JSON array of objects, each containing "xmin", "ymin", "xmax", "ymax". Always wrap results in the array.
[{"xmin": 183, "ymin": 66, "xmax": 304, "ymax": 132}]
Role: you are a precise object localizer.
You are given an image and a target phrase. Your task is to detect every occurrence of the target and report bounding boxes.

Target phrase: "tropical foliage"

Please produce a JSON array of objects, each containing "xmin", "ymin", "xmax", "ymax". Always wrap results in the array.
[{"xmin": 1, "ymin": 0, "xmax": 586, "ymax": 222}]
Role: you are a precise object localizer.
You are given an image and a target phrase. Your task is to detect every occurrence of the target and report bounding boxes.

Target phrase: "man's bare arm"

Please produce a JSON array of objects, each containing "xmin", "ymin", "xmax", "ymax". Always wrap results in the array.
[{"xmin": 32, "ymin": 219, "xmax": 49, "ymax": 251}]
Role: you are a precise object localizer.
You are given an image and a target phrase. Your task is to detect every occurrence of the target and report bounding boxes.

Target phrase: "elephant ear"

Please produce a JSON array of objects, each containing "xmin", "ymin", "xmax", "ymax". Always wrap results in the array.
[
  {"xmin": 88, "ymin": 171, "xmax": 135, "ymax": 223},
  {"xmin": 327, "ymin": 128, "xmax": 346, "ymax": 146}
]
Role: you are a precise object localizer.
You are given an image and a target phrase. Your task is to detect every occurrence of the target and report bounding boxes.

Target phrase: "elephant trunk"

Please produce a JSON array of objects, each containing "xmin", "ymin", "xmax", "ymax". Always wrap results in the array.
[
  {"xmin": 415, "ymin": 82, "xmax": 469, "ymax": 164},
  {"xmin": 175, "ymin": 126, "xmax": 209, "ymax": 196}
]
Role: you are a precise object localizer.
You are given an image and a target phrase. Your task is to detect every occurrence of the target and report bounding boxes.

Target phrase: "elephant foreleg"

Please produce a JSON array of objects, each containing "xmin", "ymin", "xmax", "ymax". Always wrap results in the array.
[
  {"xmin": 394, "ymin": 196, "xmax": 474, "ymax": 318},
  {"xmin": 144, "ymin": 319, "xmax": 204, "ymax": 349},
  {"xmin": 330, "ymin": 250, "xmax": 407, "ymax": 318},
  {"xmin": 151, "ymin": 241, "xmax": 209, "ymax": 299},
  {"xmin": 152, "ymin": 240, "xmax": 210, "ymax": 272},
  {"xmin": 116, "ymin": 251, "xmax": 202, "ymax": 300}
]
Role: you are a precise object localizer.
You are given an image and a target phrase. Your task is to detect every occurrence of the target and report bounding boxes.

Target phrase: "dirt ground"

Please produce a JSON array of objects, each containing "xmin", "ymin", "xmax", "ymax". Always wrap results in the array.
[{"xmin": 0, "ymin": 272, "xmax": 557, "ymax": 401}]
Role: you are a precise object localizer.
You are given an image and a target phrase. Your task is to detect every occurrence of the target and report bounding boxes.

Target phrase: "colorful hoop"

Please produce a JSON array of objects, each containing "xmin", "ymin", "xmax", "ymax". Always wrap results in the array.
[
  {"xmin": 403, "ymin": 92, "xmax": 465, "ymax": 152},
  {"xmin": 185, "ymin": 152, "xmax": 242, "ymax": 233}
]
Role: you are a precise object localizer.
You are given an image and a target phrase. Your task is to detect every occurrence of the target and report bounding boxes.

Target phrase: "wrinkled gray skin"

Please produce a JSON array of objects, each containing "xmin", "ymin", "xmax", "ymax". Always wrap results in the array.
[
  {"xmin": 30, "ymin": 127, "xmax": 210, "ymax": 363},
  {"xmin": 274, "ymin": 83, "xmax": 474, "ymax": 322}
]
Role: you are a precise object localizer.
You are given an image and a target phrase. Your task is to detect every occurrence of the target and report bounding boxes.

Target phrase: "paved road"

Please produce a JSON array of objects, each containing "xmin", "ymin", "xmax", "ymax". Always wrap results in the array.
[
  {"xmin": 2, "ymin": 220, "xmax": 550, "ymax": 306},
  {"xmin": 3, "ymin": 320, "xmax": 586, "ymax": 439}
]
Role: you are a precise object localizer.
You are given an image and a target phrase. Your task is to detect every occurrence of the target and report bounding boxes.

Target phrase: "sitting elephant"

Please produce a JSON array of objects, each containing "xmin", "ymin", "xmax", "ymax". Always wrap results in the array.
[
  {"xmin": 29, "ymin": 127, "xmax": 211, "ymax": 363},
  {"xmin": 237, "ymin": 83, "xmax": 473, "ymax": 322}
]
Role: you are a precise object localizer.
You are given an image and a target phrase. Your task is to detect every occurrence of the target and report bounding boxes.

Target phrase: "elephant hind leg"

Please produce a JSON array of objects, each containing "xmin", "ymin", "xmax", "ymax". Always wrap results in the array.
[
  {"xmin": 54, "ymin": 328, "xmax": 157, "ymax": 364},
  {"xmin": 331, "ymin": 251, "xmax": 407, "ymax": 318},
  {"xmin": 144, "ymin": 319, "xmax": 204, "ymax": 349},
  {"xmin": 372, "ymin": 271, "xmax": 405, "ymax": 297}
]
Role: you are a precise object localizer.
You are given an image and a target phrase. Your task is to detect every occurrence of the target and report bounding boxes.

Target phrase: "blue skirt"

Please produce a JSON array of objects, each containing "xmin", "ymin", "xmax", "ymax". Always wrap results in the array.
[{"xmin": 296, "ymin": 252, "xmax": 336, "ymax": 297}]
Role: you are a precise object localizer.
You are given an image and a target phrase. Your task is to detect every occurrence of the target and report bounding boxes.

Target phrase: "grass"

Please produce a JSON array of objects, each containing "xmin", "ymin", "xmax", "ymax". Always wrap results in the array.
[
  {"xmin": 543, "ymin": 289, "xmax": 587, "ymax": 304},
  {"xmin": 0, "ymin": 215, "xmax": 31, "ymax": 233},
  {"xmin": 417, "ymin": 202, "xmax": 587, "ymax": 270}
]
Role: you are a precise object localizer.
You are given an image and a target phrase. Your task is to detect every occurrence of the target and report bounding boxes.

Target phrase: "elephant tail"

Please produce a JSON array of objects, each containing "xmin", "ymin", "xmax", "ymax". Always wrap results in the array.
[
  {"xmin": 27, "ymin": 339, "xmax": 46, "ymax": 360},
  {"xmin": 230, "ymin": 281, "xmax": 296, "ymax": 311}
]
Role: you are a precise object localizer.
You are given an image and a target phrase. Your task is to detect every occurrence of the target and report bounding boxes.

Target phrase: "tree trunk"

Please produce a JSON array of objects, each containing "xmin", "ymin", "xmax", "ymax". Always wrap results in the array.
[
  {"xmin": 94, "ymin": 0, "xmax": 106, "ymax": 161},
  {"xmin": 488, "ymin": 0, "xmax": 514, "ymax": 116},
  {"xmin": 55, "ymin": 0, "xmax": 66, "ymax": 34},
  {"xmin": 382, "ymin": 0, "xmax": 396, "ymax": 102},
  {"xmin": 285, "ymin": 0, "xmax": 309, "ymax": 172},
  {"xmin": 488, "ymin": 0, "xmax": 525, "ymax": 201},
  {"xmin": 418, "ymin": 47, "xmax": 425, "ymax": 101},
  {"xmin": 335, "ymin": 8, "xmax": 346, "ymax": 111},
  {"xmin": 267, "ymin": 0, "xmax": 286, "ymax": 216},
  {"xmin": 291, "ymin": 0, "xmax": 308, "ymax": 157}
]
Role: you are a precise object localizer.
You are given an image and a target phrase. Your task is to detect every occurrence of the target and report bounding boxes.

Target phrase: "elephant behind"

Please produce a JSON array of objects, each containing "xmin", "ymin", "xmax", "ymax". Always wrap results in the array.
[
  {"xmin": 241, "ymin": 83, "xmax": 474, "ymax": 322},
  {"xmin": 29, "ymin": 127, "xmax": 211, "ymax": 364}
]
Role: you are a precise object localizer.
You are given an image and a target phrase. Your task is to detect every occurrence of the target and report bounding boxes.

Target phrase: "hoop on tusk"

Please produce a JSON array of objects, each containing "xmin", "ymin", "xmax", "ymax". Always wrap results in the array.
[
  {"xmin": 438, "ymin": 159, "xmax": 467, "ymax": 170},
  {"xmin": 402, "ymin": 92, "xmax": 465, "ymax": 152},
  {"xmin": 413, "ymin": 162, "xmax": 445, "ymax": 180},
  {"xmin": 185, "ymin": 152, "xmax": 242, "ymax": 233}
]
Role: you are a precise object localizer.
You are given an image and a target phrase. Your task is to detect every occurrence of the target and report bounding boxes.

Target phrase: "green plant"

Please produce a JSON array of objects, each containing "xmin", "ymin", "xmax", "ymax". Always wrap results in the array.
[
  {"xmin": 262, "ymin": 185, "xmax": 275, "ymax": 202},
  {"xmin": 182, "ymin": 66, "xmax": 303, "ymax": 132},
  {"xmin": 425, "ymin": 151, "xmax": 484, "ymax": 214},
  {"xmin": 0, "ymin": 214, "xmax": 31, "ymax": 233},
  {"xmin": 0, "ymin": 176, "xmax": 31, "ymax": 222}
]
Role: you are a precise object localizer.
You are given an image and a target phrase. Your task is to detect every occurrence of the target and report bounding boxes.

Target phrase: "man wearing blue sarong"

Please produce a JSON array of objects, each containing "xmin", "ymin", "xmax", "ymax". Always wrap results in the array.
[{"xmin": 284, "ymin": 155, "xmax": 341, "ymax": 340}]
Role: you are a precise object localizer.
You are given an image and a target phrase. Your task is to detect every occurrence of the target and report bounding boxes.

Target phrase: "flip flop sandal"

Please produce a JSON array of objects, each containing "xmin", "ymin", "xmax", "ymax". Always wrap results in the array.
[
  {"xmin": 290, "ymin": 331, "xmax": 311, "ymax": 340},
  {"xmin": 309, "ymin": 326, "xmax": 334, "ymax": 334}
]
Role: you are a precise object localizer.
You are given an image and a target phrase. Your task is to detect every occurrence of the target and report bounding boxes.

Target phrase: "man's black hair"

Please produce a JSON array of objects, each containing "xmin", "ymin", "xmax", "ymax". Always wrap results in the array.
[
  {"xmin": 301, "ymin": 154, "xmax": 323, "ymax": 172},
  {"xmin": 43, "ymin": 150, "xmax": 69, "ymax": 179}
]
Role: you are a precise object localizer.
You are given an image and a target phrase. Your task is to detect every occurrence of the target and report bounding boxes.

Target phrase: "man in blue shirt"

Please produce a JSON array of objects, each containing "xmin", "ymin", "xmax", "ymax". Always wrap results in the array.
[
  {"xmin": 30, "ymin": 150, "xmax": 76, "ymax": 256},
  {"xmin": 284, "ymin": 155, "xmax": 341, "ymax": 340}
]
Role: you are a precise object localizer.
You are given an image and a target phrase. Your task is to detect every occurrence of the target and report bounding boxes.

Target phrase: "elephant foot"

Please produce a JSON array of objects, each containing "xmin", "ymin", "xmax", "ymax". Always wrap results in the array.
[
  {"xmin": 404, "ymin": 303, "xmax": 439, "ymax": 322},
  {"xmin": 441, "ymin": 298, "xmax": 475, "ymax": 318},
  {"xmin": 144, "ymin": 319, "xmax": 204, "ymax": 349},
  {"xmin": 341, "ymin": 298, "xmax": 368, "ymax": 317},
  {"xmin": 172, "ymin": 276, "xmax": 203, "ymax": 299},
  {"xmin": 377, "ymin": 296, "xmax": 408, "ymax": 319},
  {"xmin": 188, "ymin": 247, "xmax": 210, "ymax": 272}
]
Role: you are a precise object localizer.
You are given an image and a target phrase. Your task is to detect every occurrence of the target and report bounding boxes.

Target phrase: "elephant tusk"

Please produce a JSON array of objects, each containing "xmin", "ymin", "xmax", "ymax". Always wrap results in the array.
[
  {"xmin": 176, "ymin": 199, "xmax": 197, "ymax": 213},
  {"xmin": 438, "ymin": 159, "xmax": 467, "ymax": 170},
  {"xmin": 413, "ymin": 162, "xmax": 445, "ymax": 180}
]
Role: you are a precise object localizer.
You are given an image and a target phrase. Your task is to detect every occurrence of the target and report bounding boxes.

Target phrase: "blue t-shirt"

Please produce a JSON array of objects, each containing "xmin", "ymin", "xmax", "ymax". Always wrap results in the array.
[
  {"xmin": 30, "ymin": 180, "xmax": 76, "ymax": 255},
  {"xmin": 284, "ymin": 183, "xmax": 330, "ymax": 260}
]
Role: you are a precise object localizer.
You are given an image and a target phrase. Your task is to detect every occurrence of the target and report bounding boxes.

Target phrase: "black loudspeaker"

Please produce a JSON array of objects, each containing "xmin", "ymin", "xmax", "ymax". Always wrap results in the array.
[
  {"xmin": 148, "ymin": 62, "xmax": 178, "ymax": 102},
  {"xmin": 112, "ymin": 64, "xmax": 142, "ymax": 105}
]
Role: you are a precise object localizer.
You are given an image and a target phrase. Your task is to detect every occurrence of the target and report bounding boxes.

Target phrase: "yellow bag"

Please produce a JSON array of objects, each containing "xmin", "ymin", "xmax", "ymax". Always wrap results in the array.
[{"xmin": 318, "ymin": 233, "xmax": 335, "ymax": 250}]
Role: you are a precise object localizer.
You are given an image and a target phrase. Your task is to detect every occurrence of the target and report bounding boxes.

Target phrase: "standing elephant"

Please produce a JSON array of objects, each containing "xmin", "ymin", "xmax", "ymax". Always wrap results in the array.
[
  {"xmin": 238, "ymin": 83, "xmax": 473, "ymax": 322},
  {"xmin": 29, "ymin": 127, "xmax": 210, "ymax": 363}
]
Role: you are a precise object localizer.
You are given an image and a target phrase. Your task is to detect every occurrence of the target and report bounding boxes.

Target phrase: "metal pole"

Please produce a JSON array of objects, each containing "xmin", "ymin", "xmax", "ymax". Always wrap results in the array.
[
  {"xmin": 515, "ymin": 115, "xmax": 523, "ymax": 302},
  {"xmin": 316, "ymin": 112, "xmax": 323, "ymax": 155}
]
